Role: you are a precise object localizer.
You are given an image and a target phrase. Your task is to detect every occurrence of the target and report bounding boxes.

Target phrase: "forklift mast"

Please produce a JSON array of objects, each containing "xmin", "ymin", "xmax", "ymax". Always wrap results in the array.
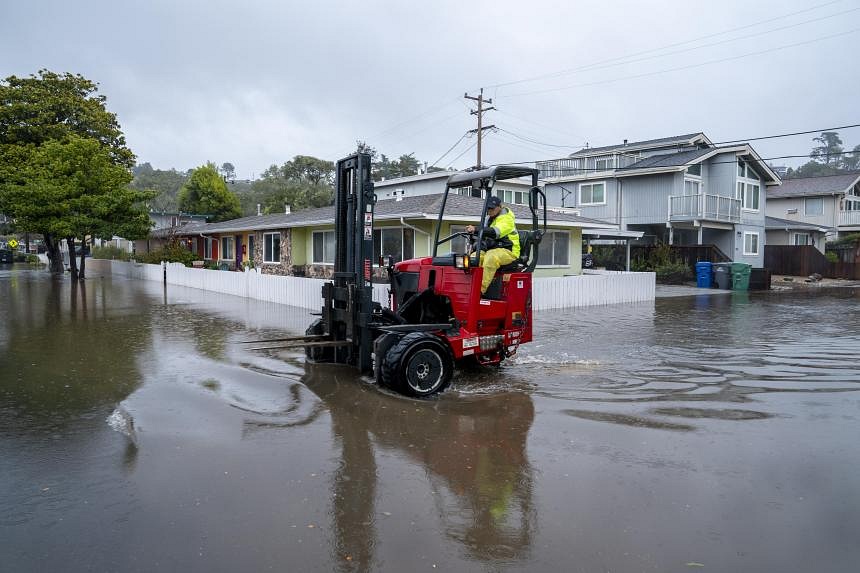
[{"xmin": 321, "ymin": 152, "xmax": 376, "ymax": 373}]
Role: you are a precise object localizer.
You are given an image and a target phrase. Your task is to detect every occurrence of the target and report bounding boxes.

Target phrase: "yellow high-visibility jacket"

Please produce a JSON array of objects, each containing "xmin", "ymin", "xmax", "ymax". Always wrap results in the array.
[{"xmin": 483, "ymin": 207, "xmax": 520, "ymax": 257}]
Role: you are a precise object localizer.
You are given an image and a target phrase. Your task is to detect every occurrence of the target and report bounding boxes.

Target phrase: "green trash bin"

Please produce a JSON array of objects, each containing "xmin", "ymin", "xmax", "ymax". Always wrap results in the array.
[{"xmin": 730, "ymin": 262, "xmax": 752, "ymax": 290}]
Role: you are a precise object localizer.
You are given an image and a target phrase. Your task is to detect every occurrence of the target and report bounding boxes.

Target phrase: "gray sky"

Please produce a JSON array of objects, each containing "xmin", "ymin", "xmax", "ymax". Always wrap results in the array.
[{"xmin": 2, "ymin": 0, "xmax": 858, "ymax": 178}]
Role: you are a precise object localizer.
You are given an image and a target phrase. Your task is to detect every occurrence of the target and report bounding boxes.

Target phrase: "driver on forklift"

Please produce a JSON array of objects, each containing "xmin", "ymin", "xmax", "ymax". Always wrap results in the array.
[{"xmin": 465, "ymin": 195, "xmax": 520, "ymax": 295}]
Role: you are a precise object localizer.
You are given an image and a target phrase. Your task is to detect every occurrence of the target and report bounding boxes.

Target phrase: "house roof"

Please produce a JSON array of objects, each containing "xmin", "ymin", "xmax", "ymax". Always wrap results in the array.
[
  {"xmin": 766, "ymin": 172, "xmax": 860, "ymax": 199},
  {"xmin": 570, "ymin": 133, "xmax": 710, "ymax": 157},
  {"xmin": 623, "ymin": 147, "xmax": 715, "ymax": 169},
  {"xmin": 765, "ymin": 216, "xmax": 830, "ymax": 232},
  {"xmin": 156, "ymin": 193, "xmax": 612, "ymax": 238},
  {"xmin": 373, "ymin": 171, "xmax": 453, "ymax": 188}
]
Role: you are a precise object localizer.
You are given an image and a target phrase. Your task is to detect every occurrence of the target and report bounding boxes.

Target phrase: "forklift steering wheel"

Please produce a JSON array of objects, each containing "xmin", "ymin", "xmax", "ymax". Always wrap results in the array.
[{"xmin": 436, "ymin": 230, "xmax": 474, "ymax": 245}]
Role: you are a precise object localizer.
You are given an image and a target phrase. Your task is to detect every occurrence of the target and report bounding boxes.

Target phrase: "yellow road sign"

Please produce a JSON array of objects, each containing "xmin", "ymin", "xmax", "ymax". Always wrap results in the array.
[{"xmin": 8, "ymin": 239, "xmax": 18, "ymax": 249}]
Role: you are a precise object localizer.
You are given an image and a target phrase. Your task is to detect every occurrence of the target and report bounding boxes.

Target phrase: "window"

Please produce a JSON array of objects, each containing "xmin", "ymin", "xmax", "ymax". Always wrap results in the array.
[
  {"xmin": 793, "ymin": 233, "xmax": 810, "ymax": 246},
  {"xmin": 579, "ymin": 182, "xmax": 606, "ymax": 205},
  {"xmin": 805, "ymin": 197, "xmax": 824, "ymax": 216},
  {"xmin": 220, "ymin": 237, "xmax": 235, "ymax": 260},
  {"xmin": 204, "ymin": 237, "xmax": 213, "ymax": 260},
  {"xmin": 248, "ymin": 234, "xmax": 254, "ymax": 259},
  {"xmin": 743, "ymin": 232, "xmax": 759, "ymax": 255},
  {"xmin": 264, "ymin": 232, "xmax": 281, "ymax": 263},
  {"xmin": 736, "ymin": 182, "xmax": 760, "ymax": 211},
  {"xmin": 684, "ymin": 179, "xmax": 701, "ymax": 195},
  {"xmin": 686, "ymin": 163, "xmax": 702, "ymax": 176},
  {"xmin": 537, "ymin": 231, "xmax": 570, "ymax": 266},
  {"xmin": 372, "ymin": 227, "xmax": 414, "ymax": 262},
  {"xmin": 312, "ymin": 230, "xmax": 335, "ymax": 264}
]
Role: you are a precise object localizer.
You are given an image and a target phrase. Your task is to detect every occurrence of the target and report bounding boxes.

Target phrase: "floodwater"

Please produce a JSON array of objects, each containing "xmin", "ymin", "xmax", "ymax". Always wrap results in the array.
[{"xmin": 2, "ymin": 266, "xmax": 859, "ymax": 573}]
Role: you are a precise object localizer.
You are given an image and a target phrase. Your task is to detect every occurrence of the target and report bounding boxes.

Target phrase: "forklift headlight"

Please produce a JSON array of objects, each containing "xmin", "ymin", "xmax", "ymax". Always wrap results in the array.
[{"xmin": 454, "ymin": 254, "xmax": 469, "ymax": 269}]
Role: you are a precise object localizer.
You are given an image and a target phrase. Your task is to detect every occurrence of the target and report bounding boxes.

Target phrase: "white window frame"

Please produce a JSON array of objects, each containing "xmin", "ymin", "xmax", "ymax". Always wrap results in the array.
[
  {"xmin": 793, "ymin": 232, "xmax": 811, "ymax": 246},
  {"xmin": 312, "ymin": 230, "xmax": 336, "ymax": 265},
  {"xmin": 736, "ymin": 181, "xmax": 760, "ymax": 212},
  {"xmin": 684, "ymin": 177, "xmax": 701, "ymax": 196},
  {"xmin": 220, "ymin": 236, "xmax": 235, "ymax": 261},
  {"xmin": 263, "ymin": 232, "xmax": 281, "ymax": 264},
  {"xmin": 743, "ymin": 231, "xmax": 760, "ymax": 256},
  {"xmin": 536, "ymin": 230, "xmax": 570, "ymax": 267},
  {"xmin": 373, "ymin": 227, "xmax": 414, "ymax": 262},
  {"xmin": 578, "ymin": 181, "xmax": 606, "ymax": 206},
  {"xmin": 804, "ymin": 197, "xmax": 824, "ymax": 216}
]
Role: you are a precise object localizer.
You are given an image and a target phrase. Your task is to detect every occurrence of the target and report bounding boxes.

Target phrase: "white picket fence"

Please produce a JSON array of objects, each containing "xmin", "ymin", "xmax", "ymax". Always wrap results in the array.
[{"xmin": 89, "ymin": 259, "xmax": 654, "ymax": 310}]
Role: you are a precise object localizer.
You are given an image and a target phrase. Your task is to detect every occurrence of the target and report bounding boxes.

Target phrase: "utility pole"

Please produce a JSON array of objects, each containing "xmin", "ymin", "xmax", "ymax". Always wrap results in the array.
[{"xmin": 464, "ymin": 88, "xmax": 495, "ymax": 170}]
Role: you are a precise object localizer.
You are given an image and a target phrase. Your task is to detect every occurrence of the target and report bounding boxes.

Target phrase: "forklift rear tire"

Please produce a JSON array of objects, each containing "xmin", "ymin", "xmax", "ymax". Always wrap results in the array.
[{"xmin": 381, "ymin": 332, "xmax": 453, "ymax": 397}]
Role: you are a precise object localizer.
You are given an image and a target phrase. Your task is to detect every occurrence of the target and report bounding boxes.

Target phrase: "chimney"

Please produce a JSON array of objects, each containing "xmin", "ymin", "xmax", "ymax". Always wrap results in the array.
[
  {"xmin": 623, "ymin": 139, "xmax": 628, "ymax": 146},
  {"xmin": 256, "ymin": 203, "xmax": 261, "ymax": 216},
  {"xmin": 284, "ymin": 204, "xmax": 291, "ymax": 214}
]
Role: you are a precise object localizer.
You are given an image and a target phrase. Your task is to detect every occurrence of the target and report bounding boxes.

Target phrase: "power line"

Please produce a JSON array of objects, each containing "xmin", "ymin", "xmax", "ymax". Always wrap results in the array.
[
  {"xmin": 712, "ymin": 123, "xmax": 860, "ymax": 145},
  {"xmin": 496, "ymin": 127, "xmax": 579, "ymax": 149},
  {"xmin": 499, "ymin": 27, "xmax": 860, "ymax": 98},
  {"xmin": 429, "ymin": 132, "xmax": 469, "ymax": 169},
  {"xmin": 485, "ymin": 0, "xmax": 843, "ymax": 90},
  {"xmin": 487, "ymin": 149, "xmax": 860, "ymax": 172}
]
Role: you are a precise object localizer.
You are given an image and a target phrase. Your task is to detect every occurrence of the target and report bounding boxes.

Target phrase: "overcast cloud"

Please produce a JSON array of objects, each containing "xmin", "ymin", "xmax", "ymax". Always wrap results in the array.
[{"xmin": 2, "ymin": 0, "xmax": 858, "ymax": 178}]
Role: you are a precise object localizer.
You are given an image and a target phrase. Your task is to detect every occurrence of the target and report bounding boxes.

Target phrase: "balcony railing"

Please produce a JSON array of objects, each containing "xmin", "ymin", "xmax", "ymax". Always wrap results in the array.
[
  {"xmin": 537, "ymin": 153, "xmax": 641, "ymax": 179},
  {"xmin": 668, "ymin": 193, "xmax": 741, "ymax": 224},
  {"xmin": 838, "ymin": 210, "xmax": 860, "ymax": 227}
]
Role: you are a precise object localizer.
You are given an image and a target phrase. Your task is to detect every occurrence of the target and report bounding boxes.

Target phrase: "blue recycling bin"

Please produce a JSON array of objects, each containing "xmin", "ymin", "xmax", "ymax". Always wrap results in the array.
[{"xmin": 695, "ymin": 261, "xmax": 713, "ymax": 288}]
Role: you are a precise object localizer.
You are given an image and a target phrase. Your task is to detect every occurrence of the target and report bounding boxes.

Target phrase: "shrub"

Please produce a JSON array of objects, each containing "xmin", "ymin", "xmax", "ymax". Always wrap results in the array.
[
  {"xmin": 138, "ymin": 242, "xmax": 196, "ymax": 266},
  {"xmin": 825, "ymin": 251, "xmax": 839, "ymax": 263},
  {"xmin": 91, "ymin": 245, "xmax": 132, "ymax": 261},
  {"xmin": 653, "ymin": 260, "xmax": 692, "ymax": 284}
]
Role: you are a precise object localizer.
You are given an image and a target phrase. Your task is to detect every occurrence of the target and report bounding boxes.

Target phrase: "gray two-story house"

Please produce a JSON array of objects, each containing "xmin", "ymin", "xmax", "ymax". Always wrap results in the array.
[{"xmin": 537, "ymin": 133, "xmax": 781, "ymax": 267}]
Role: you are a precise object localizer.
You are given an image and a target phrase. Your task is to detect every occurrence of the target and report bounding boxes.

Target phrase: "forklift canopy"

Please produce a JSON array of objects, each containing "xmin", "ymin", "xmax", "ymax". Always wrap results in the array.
[{"xmin": 446, "ymin": 166, "xmax": 539, "ymax": 187}]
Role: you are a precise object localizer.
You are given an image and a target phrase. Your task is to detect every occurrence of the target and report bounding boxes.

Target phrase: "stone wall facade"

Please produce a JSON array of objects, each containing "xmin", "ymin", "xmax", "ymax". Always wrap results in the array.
[{"xmin": 258, "ymin": 229, "xmax": 294, "ymax": 276}]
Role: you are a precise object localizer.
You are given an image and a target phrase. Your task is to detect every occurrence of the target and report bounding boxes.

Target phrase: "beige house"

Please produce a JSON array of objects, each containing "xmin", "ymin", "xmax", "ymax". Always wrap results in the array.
[{"xmin": 139, "ymin": 193, "xmax": 615, "ymax": 279}]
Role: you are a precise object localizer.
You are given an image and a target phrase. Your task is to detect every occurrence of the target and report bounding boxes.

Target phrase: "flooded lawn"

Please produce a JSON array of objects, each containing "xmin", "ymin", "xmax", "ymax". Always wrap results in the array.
[{"xmin": 2, "ymin": 266, "xmax": 859, "ymax": 572}]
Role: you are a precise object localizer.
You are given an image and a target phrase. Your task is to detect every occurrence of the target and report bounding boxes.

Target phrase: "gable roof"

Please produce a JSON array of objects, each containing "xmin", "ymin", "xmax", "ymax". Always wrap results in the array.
[
  {"xmin": 765, "ymin": 216, "xmax": 830, "ymax": 232},
  {"xmin": 767, "ymin": 172, "xmax": 860, "ymax": 199},
  {"xmin": 571, "ymin": 133, "xmax": 710, "ymax": 157},
  {"xmin": 156, "ymin": 193, "xmax": 612, "ymax": 238}
]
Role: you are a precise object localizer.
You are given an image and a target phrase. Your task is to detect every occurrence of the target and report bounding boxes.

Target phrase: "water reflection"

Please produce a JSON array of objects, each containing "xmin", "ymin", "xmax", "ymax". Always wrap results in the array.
[{"xmin": 241, "ymin": 361, "xmax": 536, "ymax": 570}]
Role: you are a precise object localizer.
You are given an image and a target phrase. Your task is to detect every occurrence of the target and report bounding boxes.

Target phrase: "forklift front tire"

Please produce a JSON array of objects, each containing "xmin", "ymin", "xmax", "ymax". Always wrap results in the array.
[
  {"xmin": 381, "ymin": 332, "xmax": 453, "ymax": 397},
  {"xmin": 305, "ymin": 318, "xmax": 333, "ymax": 363}
]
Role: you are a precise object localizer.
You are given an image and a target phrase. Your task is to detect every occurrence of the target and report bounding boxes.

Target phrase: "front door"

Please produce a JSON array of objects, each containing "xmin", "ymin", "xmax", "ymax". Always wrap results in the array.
[{"xmin": 235, "ymin": 235, "xmax": 243, "ymax": 267}]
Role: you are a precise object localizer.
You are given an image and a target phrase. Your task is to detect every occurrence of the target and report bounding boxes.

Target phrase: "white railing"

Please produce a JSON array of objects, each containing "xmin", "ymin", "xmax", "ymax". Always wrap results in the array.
[
  {"xmin": 668, "ymin": 193, "xmax": 740, "ymax": 223},
  {"xmin": 89, "ymin": 259, "xmax": 656, "ymax": 310},
  {"xmin": 838, "ymin": 210, "xmax": 860, "ymax": 227}
]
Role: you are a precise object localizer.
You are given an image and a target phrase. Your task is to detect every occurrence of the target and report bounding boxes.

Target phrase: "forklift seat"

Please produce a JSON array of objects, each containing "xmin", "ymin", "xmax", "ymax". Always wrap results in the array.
[{"xmin": 497, "ymin": 230, "xmax": 540, "ymax": 273}]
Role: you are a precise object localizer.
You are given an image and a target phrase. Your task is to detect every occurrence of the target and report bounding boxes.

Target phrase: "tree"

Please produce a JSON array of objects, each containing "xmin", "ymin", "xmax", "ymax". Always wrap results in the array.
[
  {"xmin": 177, "ymin": 162, "xmax": 242, "ymax": 222},
  {"xmin": 811, "ymin": 131, "xmax": 843, "ymax": 166},
  {"xmin": 784, "ymin": 132, "xmax": 859, "ymax": 179},
  {"xmin": 250, "ymin": 155, "xmax": 335, "ymax": 214},
  {"xmin": 220, "ymin": 162, "xmax": 236, "ymax": 181},
  {"xmin": 0, "ymin": 70, "xmax": 136, "ymax": 273},
  {"xmin": 841, "ymin": 144, "xmax": 860, "ymax": 171}
]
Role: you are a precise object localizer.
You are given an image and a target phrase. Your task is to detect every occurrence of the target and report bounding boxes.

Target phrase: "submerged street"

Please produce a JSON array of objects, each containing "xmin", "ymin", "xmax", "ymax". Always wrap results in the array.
[{"xmin": 2, "ymin": 265, "xmax": 859, "ymax": 572}]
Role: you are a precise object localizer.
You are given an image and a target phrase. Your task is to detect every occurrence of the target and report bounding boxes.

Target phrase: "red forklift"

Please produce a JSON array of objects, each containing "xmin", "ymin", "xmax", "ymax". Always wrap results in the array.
[{"xmin": 301, "ymin": 152, "xmax": 547, "ymax": 397}]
